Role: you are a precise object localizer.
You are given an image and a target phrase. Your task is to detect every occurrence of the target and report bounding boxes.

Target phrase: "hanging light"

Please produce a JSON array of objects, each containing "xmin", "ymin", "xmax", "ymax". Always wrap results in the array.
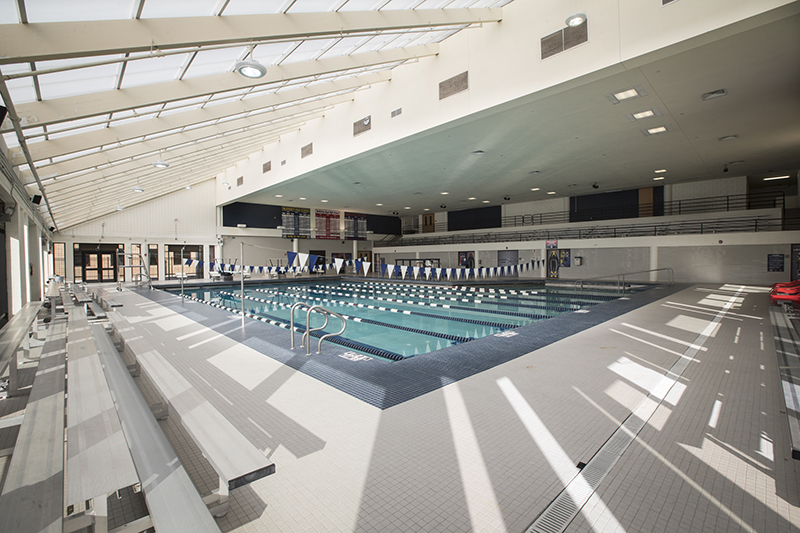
[
  {"xmin": 565, "ymin": 13, "xmax": 587, "ymax": 27},
  {"xmin": 235, "ymin": 59, "xmax": 266, "ymax": 78},
  {"xmin": 132, "ymin": 186, "xmax": 144, "ymax": 193},
  {"xmin": 152, "ymin": 160, "xmax": 169, "ymax": 168},
  {"xmin": 234, "ymin": 44, "xmax": 266, "ymax": 79}
]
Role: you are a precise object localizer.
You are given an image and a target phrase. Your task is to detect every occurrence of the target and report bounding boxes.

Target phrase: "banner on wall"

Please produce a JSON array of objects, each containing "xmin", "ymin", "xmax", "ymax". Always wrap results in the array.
[
  {"xmin": 559, "ymin": 249, "xmax": 571, "ymax": 268},
  {"xmin": 315, "ymin": 209, "xmax": 341, "ymax": 240},
  {"xmin": 282, "ymin": 207, "xmax": 311, "ymax": 239},
  {"xmin": 547, "ymin": 249, "xmax": 560, "ymax": 279}
]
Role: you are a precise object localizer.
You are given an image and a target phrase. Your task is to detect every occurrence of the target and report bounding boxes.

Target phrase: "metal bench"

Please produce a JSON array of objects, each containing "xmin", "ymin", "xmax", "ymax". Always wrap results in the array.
[
  {"xmin": 0, "ymin": 320, "xmax": 67, "ymax": 533},
  {"xmin": 70, "ymin": 283, "xmax": 93, "ymax": 304},
  {"xmin": 0, "ymin": 301, "xmax": 43, "ymax": 396},
  {"xmin": 108, "ymin": 311, "xmax": 276, "ymax": 516},
  {"xmin": 87, "ymin": 300, "xmax": 107, "ymax": 320},
  {"xmin": 64, "ymin": 308, "xmax": 140, "ymax": 532},
  {"xmin": 91, "ymin": 323, "xmax": 223, "ymax": 533}
]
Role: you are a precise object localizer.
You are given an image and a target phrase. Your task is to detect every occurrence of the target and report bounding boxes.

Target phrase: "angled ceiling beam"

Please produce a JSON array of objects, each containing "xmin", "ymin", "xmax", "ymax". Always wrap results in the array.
[
  {"xmin": 39, "ymin": 120, "xmax": 307, "ymax": 194},
  {"xmin": 25, "ymin": 100, "xmax": 335, "ymax": 184},
  {"xmin": 8, "ymin": 45, "xmax": 434, "ymax": 134},
  {"xmin": 0, "ymin": 9, "xmax": 498, "ymax": 64},
  {"xmin": 14, "ymin": 71, "xmax": 388, "ymax": 163}
]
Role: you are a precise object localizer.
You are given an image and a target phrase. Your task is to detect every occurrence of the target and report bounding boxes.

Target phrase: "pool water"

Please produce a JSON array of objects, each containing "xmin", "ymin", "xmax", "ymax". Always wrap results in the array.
[{"xmin": 173, "ymin": 280, "xmax": 625, "ymax": 361}]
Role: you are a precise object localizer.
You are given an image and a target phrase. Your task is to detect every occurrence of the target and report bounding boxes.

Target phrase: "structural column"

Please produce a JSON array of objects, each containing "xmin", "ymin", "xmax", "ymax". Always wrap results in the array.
[{"xmin": 650, "ymin": 246, "xmax": 659, "ymax": 282}]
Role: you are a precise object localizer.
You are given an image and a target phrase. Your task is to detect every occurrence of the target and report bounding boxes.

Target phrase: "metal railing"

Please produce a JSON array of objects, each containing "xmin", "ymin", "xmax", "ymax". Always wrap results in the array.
[
  {"xmin": 116, "ymin": 251, "xmax": 152, "ymax": 290},
  {"xmin": 573, "ymin": 268, "xmax": 674, "ymax": 294},
  {"xmin": 385, "ymin": 214, "xmax": 782, "ymax": 248},
  {"xmin": 290, "ymin": 302, "xmax": 347, "ymax": 356},
  {"xmin": 401, "ymin": 191, "xmax": 785, "ymax": 235}
]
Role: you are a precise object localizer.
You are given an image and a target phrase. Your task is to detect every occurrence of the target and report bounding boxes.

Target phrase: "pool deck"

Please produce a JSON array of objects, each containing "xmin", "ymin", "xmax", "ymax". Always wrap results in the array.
[{"xmin": 14, "ymin": 281, "xmax": 800, "ymax": 532}]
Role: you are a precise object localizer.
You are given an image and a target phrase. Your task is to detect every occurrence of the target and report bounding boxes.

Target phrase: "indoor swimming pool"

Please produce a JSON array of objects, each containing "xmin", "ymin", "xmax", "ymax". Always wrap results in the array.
[{"xmin": 171, "ymin": 279, "xmax": 629, "ymax": 361}]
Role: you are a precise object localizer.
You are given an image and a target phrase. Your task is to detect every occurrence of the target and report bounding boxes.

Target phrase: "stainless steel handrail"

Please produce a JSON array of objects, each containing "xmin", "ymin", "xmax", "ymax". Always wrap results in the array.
[
  {"xmin": 313, "ymin": 308, "xmax": 347, "ymax": 355},
  {"xmin": 290, "ymin": 302, "xmax": 312, "ymax": 349},
  {"xmin": 573, "ymin": 267, "xmax": 674, "ymax": 294},
  {"xmin": 289, "ymin": 303, "xmax": 348, "ymax": 355}
]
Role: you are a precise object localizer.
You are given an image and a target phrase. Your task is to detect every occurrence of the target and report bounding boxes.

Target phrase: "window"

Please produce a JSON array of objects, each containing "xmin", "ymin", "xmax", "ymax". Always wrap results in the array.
[
  {"xmin": 73, "ymin": 243, "xmax": 81, "ymax": 282},
  {"xmin": 53, "ymin": 242, "xmax": 66, "ymax": 278},
  {"xmin": 148, "ymin": 244, "xmax": 158, "ymax": 280}
]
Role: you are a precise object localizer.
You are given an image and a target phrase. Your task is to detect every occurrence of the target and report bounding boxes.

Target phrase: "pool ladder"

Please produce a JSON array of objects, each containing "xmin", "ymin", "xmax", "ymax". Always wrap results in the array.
[{"xmin": 290, "ymin": 302, "xmax": 347, "ymax": 356}]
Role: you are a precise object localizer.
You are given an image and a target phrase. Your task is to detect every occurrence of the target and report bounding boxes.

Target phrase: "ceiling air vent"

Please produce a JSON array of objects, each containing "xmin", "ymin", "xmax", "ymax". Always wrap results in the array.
[
  {"xmin": 301, "ymin": 143, "xmax": 313, "ymax": 158},
  {"xmin": 236, "ymin": 176, "xmax": 243, "ymax": 187},
  {"xmin": 262, "ymin": 161, "xmax": 271, "ymax": 173},
  {"xmin": 439, "ymin": 72, "xmax": 468, "ymax": 100},
  {"xmin": 391, "ymin": 108, "xmax": 402, "ymax": 118},
  {"xmin": 701, "ymin": 88, "xmax": 727, "ymax": 101}
]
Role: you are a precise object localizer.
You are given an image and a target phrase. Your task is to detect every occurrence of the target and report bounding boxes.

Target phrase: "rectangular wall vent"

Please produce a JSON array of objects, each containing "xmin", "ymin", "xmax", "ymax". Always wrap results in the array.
[
  {"xmin": 353, "ymin": 116, "xmax": 372, "ymax": 136},
  {"xmin": 391, "ymin": 108, "xmax": 402, "ymax": 118},
  {"xmin": 236, "ymin": 176, "xmax": 243, "ymax": 187},
  {"xmin": 262, "ymin": 161, "xmax": 271, "ymax": 173},
  {"xmin": 301, "ymin": 143, "xmax": 313, "ymax": 158},
  {"xmin": 542, "ymin": 21, "xmax": 588, "ymax": 60},
  {"xmin": 439, "ymin": 71, "xmax": 468, "ymax": 100},
  {"xmin": 541, "ymin": 30, "xmax": 563, "ymax": 59},
  {"xmin": 281, "ymin": 160, "xmax": 286, "ymax": 166}
]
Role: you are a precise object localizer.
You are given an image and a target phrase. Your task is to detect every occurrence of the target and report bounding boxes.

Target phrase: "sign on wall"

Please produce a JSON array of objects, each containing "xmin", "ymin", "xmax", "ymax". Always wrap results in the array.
[
  {"xmin": 315, "ymin": 209, "xmax": 340, "ymax": 240},
  {"xmin": 559, "ymin": 249, "xmax": 571, "ymax": 267},
  {"xmin": 345, "ymin": 212, "xmax": 368, "ymax": 240},
  {"xmin": 768, "ymin": 253, "xmax": 785, "ymax": 273},
  {"xmin": 282, "ymin": 207, "xmax": 311, "ymax": 239}
]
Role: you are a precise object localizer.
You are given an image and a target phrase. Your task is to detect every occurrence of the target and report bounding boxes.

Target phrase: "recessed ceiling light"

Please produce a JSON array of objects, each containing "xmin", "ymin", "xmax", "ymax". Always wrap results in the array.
[
  {"xmin": 613, "ymin": 88, "xmax": 639, "ymax": 101},
  {"xmin": 440, "ymin": 192, "xmax": 449, "ymax": 195},
  {"xmin": 471, "ymin": 150, "xmax": 485, "ymax": 155},
  {"xmin": 764, "ymin": 175, "xmax": 790, "ymax": 181},
  {"xmin": 234, "ymin": 59, "xmax": 267, "ymax": 79},
  {"xmin": 468, "ymin": 197, "xmax": 476, "ymax": 200},
  {"xmin": 647, "ymin": 126, "xmax": 668, "ymax": 135},
  {"xmin": 632, "ymin": 110, "xmax": 655, "ymax": 120},
  {"xmin": 529, "ymin": 170, "xmax": 541, "ymax": 175},
  {"xmin": 654, "ymin": 168, "xmax": 667, "ymax": 173},
  {"xmin": 274, "ymin": 194, "xmax": 283, "ymax": 198},
  {"xmin": 376, "ymin": 203, "xmax": 383, "ymax": 206},
  {"xmin": 718, "ymin": 134, "xmax": 739, "ymax": 142},
  {"xmin": 152, "ymin": 160, "xmax": 169, "ymax": 169},
  {"xmin": 547, "ymin": 191, "xmax": 556, "ymax": 195},
  {"xmin": 132, "ymin": 186, "xmax": 144, "ymax": 193},
  {"xmin": 653, "ymin": 176, "xmax": 665, "ymax": 181},
  {"xmin": 423, "ymin": 208, "xmax": 430, "ymax": 211},
  {"xmin": 565, "ymin": 13, "xmax": 587, "ymax": 27},
  {"xmin": 299, "ymin": 197, "xmax": 306, "ymax": 200},
  {"xmin": 531, "ymin": 188, "xmax": 540, "ymax": 191},
  {"xmin": 115, "ymin": 206, "xmax": 124, "ymax": 211},
  {"xmin": 482, "ymin": 200, "xmax": 490, "ymax": 203},
  {"xmin": 321, "ymin": 199, "xmax": 329, "ymax": 202},
  {"xmin": 404, "ymin": 206, "xmax": 411, "ymax": 209},
  {"xmin": 353, "ymin": 181, "xmax": 361, "ymax": 185}
]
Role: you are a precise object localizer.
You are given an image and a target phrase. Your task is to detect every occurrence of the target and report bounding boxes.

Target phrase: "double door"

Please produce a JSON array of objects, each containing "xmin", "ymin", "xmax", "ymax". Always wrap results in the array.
[{"xmin": 82, "ymin": 251, "xmax": 116, "ymax": 282}]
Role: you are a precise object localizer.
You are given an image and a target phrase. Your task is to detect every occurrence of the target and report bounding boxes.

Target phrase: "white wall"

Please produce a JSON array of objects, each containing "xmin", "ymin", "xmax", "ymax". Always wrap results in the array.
[
  {"xmin": 55, "ymin": 180, "xmax": 217, "ymax": 281},
  {"xmin": 215, "ymin": 0, "xmax": 794, "ymax": 207}
]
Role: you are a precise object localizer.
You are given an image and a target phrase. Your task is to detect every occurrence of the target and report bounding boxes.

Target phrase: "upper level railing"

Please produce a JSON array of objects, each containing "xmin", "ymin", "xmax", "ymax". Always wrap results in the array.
[
  {"xmin": 382, "ymin": 214, "xmax": 782, "ymax": 248},
  {"xmin": 402, "ymin": 191, "xmax": 785, "ymax": 235}
]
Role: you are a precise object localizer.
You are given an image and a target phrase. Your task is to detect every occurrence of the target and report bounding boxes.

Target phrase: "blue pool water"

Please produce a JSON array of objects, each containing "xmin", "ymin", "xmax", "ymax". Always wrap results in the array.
[{"xmin": 172, "ymin": 280, "xmax": 624, "ymax": 361}]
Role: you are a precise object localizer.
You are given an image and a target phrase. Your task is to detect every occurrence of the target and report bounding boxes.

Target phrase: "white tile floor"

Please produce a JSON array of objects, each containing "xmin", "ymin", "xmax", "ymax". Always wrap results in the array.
[{"xmin": 5, "ymin": 282, "xmax": 799, "ymax": 533}]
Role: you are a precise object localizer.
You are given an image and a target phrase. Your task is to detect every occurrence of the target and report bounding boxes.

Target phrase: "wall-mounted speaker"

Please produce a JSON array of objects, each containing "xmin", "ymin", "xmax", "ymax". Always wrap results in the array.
[
  {"xmin": 0, "ymin": 105, "xmax": 7, "ymax": 127},
  {"xmin": 31, "ymin": 195, "xmax": 42, "ymax": 205}
]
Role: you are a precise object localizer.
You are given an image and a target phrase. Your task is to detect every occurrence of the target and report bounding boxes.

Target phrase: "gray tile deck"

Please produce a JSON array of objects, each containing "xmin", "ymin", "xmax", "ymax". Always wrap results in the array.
[{"xmin": 4, "ymin": 281, "xmax": 799, "ymax": 532}]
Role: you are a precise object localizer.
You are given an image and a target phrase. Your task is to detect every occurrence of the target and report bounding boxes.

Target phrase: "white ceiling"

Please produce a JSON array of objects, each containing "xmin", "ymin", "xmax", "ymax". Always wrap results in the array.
[
  {"xmin": 0, "ymin": 0, "xmax": 509, "ymax": 230},
  {"xmin": 240, "ymin": 7, "xmax": 800, "ymax": 216}
]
